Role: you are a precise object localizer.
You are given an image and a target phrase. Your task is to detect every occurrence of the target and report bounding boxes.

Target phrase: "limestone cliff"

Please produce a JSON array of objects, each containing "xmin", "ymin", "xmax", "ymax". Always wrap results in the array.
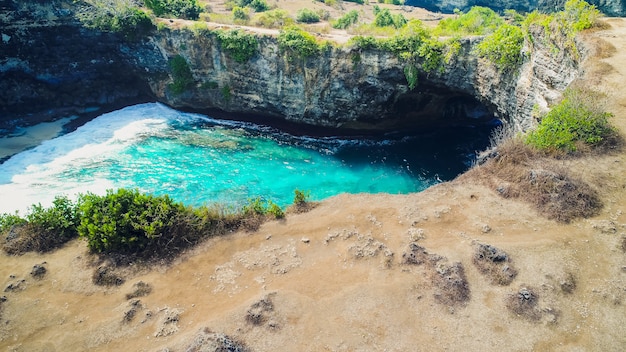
[
  {"xmin": 137, "ymin": 25, "xmax": 578, "ymax": 132},
  {"xmin": 0, "ymin": 0, "xmax": 579, "ymax": 135}
]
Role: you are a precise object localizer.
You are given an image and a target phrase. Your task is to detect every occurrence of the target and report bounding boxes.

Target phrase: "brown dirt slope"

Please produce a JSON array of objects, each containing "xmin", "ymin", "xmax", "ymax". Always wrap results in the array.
[{"xmin": 1, "ymin": 18, "xmax": 626, "ymax": 352}]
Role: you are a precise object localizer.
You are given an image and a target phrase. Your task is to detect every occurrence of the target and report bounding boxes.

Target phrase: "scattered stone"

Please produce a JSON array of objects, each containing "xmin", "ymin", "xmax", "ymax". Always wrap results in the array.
[
  {"xmin": 472, "ymin": 244, "xmax": 518, "ymax": 286},
  {"xmin": 126, "ymin": 281, "xmax": 153, "ymax": 300},
  {"xmin": 155, "ymin": 307, "xmax": 182, "ymax": 337},
  {"xmin": 620, "ymin": 235, "xmax": 626, "ymax": 253},
  {"xmin": 30, "ymin": 263, "xmax": 47, "ymax": 279},
  {"xmin": 301, "ymin": 237, "xmax": 310, "ymax": 244},
  {"xmin": 407, "ymin": 228, "xmax": 425, "ymax": 241},
  {"xmin": 92, "ymin": 266, "xmax": 125, "ymax": 287},
  {"xmin": 183, "ymin": 328, "xmax": 250, "ymax": 352},
  {"xmin": 432, "ymin": 262, "xmax": 470, "ymax": 306},
  {"xmin": 481, "ymin": 224, "xmax": 492, "ymax": 233}
]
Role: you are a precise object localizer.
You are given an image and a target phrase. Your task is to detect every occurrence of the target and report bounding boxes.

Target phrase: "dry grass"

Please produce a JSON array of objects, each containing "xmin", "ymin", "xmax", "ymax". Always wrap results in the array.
[
  {"xmin": 126, "ymin": 281, "xmax": 153, "ymax": 300},
  {"xmin": 245, "ymin": 294, "xmax": 275, "ymax": 326},
  {"xmin": 2, "ymin": 224, "xmax": 73, "ymax": 255},
  {"xmin": 505, "ymin": 287, "xmax": 542, "ymax": 321},
  {"xmin": 92, "ymin": 266, "xmax": 126, "ymax": 286},
  {"xmin": 465, "ymin": 137, "xmax": 603, "ymax": 223},
  {"xmin": 472, "ymin": 244, "xmax": 518, "ymax": 286},
  {"xmin": 432, "ymin": 262, "xmax": 471, "ymax": 306}
]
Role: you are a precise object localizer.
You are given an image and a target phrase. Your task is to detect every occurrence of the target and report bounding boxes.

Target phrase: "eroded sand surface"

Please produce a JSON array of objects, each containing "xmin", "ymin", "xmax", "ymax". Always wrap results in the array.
[{"xmin": 1, "ymin": 19, "xmax": 626, "ymax": 352}]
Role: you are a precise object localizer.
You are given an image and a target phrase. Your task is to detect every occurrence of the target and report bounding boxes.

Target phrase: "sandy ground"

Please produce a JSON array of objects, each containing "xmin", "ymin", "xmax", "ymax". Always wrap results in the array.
[
  {"xmin": 1, "ymin": 17, "xmax": 626, "ymax": 352},
  {"xmin": 0, "ymin": 117, "xmax": 76, "ymax": 161}
]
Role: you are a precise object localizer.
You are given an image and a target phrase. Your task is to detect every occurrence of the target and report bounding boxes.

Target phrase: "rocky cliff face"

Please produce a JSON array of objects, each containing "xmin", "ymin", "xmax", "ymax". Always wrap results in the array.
[
  {"xmin": 137, "ymin": 25, "xmax": 578, "ymax": 132},
  {"xmin": 0, "ymin": 0, "xmax": 580, "ymax": 135},
  {"xmin": 405, "ymin": 0, "xmax": 626, "ymax": 17}
]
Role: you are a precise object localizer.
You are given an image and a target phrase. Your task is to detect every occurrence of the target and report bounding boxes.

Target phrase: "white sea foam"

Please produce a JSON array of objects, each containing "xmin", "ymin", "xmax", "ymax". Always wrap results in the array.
[{"xmin": 0, "ymin": 103, "xmax": 192, "ymax": 213}]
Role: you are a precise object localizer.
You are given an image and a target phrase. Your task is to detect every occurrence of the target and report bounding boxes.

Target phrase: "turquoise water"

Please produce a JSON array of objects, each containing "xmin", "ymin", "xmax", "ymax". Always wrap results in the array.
[{"xmin": 0, "ymin": 103, "xmax": 495, "ymax": 213}]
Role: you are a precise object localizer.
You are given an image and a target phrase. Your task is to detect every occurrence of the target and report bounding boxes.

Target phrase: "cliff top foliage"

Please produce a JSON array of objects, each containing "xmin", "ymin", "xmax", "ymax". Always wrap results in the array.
[
  {"xmin": 526, "ymin": 88, "xmax": 618, "ymax": 154},
  {"xmin": 0, "ymin": 188, "xmax": 310, "ymax": 259}
]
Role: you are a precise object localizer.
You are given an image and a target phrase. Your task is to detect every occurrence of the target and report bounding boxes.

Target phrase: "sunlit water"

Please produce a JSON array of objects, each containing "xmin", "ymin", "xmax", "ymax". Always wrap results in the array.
[{"xmin": 0, "ymin": 103, "xmax": 496, "ymax": 213}]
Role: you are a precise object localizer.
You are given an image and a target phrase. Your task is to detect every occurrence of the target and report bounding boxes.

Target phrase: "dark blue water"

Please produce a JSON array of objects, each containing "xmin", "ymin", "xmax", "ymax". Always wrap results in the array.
[{"xmin": 0, "ymin": 103, "xmax": 495, "ymax": 213}]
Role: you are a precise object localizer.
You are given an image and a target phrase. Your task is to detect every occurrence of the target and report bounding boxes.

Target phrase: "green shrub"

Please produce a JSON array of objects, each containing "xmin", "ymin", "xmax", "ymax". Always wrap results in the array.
[
  {"xmin": 168, "ymin": 55, "xmax": 194, "ymax": 94},
  {"xmin": 255, "ymin": 9, "xmax": 294, "ymax": 28},
  {"xmin": 526, "ymin": 88, "xmax": 616, "ymax": 153},
  {"xmin": 0, "ymin": 212, "xmax": 26, "ymax": 234},
  {"xmin": 249, "ymin": 0, "xmax": 269, "ymax": 12},
  {"xmin": 27, "ymin": 196, "xmax": 79, "ymax": 241},
  {"xmin": 1, "ymin": 196, "xmax": 79, "ymax": 254},
  {"xmin": 78, "ymin": 2, "xmax": 153, "ymax": 39},
  {"xmin": 435, "ymin": 6, "xmax": 504, "ymax": 35},
  {"xmin": 216, "ymin": 29, "xmax": 259, "ymax": 63},
  {"xmin": 232, "ymin": 6, "xmax": 250, "ymax": 22},
  {"xmin": 345, "ymin": 0, "xmax": 365, "ymax": 3},
  {"xmin": 278, "ymin": 26, "xmax": 321, "ymax": 59},
  {"xmin": 333, "ymin": 10, "xmax": 359, "ymax": 29},
  {"xmin": 475, "ymin": 24, "xmax": 524, "ymax": 71},
  {"xmin": 267, "ymin": 201, "xmax": 285, "ymax": 219},
  {"xmin": 77, "ymin": 189, "xmax": 187, "ymax": 253},
  {"xmin": 144, "ymin": 0, "xmax": 202, "ymax": 20},
  {"xmin": 559, "ymin": 0, "xmax": 600, "ymax": 32},
  {"xmin": 293, "ymin": 189, "xmax": 310, "ymax": 206},
  {"xmin": 374, "ymin": 8, "xmax": 406, "ymax": 29},
  {"xmin": 296, "ymin": 8, "xmax": 321, "ymax": 23}
]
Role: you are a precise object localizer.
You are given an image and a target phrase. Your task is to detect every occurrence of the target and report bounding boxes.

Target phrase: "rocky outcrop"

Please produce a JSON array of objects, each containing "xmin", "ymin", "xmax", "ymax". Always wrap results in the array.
[
  {"xmin": 0, "ymin": 0, "xmax": 152, "ymax": 130},
  {"xmin": 0, "ymin": 0, "xmax": 580, "ymax": 135},
  {"xmin": 405, "ymin": 0, "xmax": 626, "ymax": 17}
]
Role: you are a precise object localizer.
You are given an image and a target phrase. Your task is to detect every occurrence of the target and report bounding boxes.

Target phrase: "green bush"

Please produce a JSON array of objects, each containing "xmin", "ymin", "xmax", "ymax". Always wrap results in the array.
[
  {"xmin": 296, "ymin": 8, "xmax": 321, "ymax": 23},
  {"xmin": 242, "ymin": 198, "xmax": 284, "ymax": 218},
  {"xmin": 233, "ymin": 6, "xmax": 250, "ymax": 22},
  {"xmin": 374, "ymin": 8, "xmax": 406, "ymax": 29},
  {"xmin": 475, "ymin": 24, "xmax": 524, "ymax": 71},
  {"xmin": 1, "ymin": 195, "xmax": 79, "ymax": 254},
  {"xmin": 345, "ymin": 0, "xmax": 365, "ymax": 3},
  {"xmin": 293, "ymin": 189, "xmax": 310, "ymax": 206},
  {"xmin": 78, "ymin": 2, "xmax": 153, "ymax": 39},
  {"xmin": 144, "ymin": 0, "xmax": 203, "ymax": 20},
  {"xmin": 216, "ymin": 29, "xmax": 259, "ymax": 63},
  {"xmin": 0, "ymin": 212, "xmax": 26, "ymax": 234},
  {"xmin": 77, "ymin": 189, "xmax": 187, "ymax": 253},
  {"xmin": 255, "ymin": 9, "xmax": 294, "ymax": 28},
  {"xmin": 435, "ymin": 6, "xmax": 504, "ymax": 35},
  {"xmin": 168, "ymin": 55, "xmax": 195, "ymax": 94},
  {"xmin": 333, "ymin": 10, "xmax": 359, "ymax": 29},
  {"xmin": 559, "ymin": 0, "xmax": 600, "ymax": 32},
  {"xmin": 27, "ymin": 196, "xmax": 79, "ymax": 241},
  {"xmin": 526, "ymin": 88, "xmax": 616, "ymax": 153},
  {"xmin": 249, "ymin": 0, "xmax": 270, "ymax": 12},
  {"xmin": 278, "ymin": 26, "xmax": 322, "ymax": 59}
]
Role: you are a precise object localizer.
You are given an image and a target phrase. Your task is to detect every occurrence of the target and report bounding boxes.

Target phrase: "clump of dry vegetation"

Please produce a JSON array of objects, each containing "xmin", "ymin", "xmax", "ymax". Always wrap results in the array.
[
  {"xmin": 126, "ymin": 281, "xmax": 153, "ymax": 300},
  {"xmin": 246, "ymin": 294, "xmax": 276, "ymax": 326},
  {"xmin": 506, "ymin": 287, "xmax": 542, "ymax": 321},
  {"xmin": 92, "ymin": 266, "xmax": 126, "ymax": 287},
  {"xmin": 432, "ymin": 262, "xmax": 471, "ymax": 306},
  {"xmin": 472, "ymin": 244, "xmax": 518, "ymax": 285},
  {"xmin": 184, "ymin": 328, "xmax": 250, "ymax": 352},
  {"xmin": 467, "ymin": 130, "xmax": 604, "ymax": 223}
]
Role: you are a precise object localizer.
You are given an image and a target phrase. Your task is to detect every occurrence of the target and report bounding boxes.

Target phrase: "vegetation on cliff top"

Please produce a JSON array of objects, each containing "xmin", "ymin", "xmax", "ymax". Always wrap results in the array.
[{"xmin": 0, "ymin": 189, "xmax": 311, "ymax": 258}]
